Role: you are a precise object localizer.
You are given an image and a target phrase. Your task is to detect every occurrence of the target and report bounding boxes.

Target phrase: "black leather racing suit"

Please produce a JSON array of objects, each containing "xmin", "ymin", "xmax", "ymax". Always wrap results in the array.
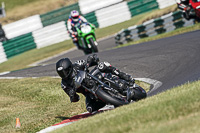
[{"xmin": 60, "ymin": 56, "xmax": 134, "ymax": 113}]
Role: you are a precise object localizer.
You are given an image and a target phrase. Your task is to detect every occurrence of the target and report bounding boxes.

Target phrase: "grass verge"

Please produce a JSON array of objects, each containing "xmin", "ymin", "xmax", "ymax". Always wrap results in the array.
[
  {"xmin": 0, "ymin": 77, "xmax": 86, "ymax": 133},
  {"xmin": 0, "ymin": 78, "xmax": 149, "ymax": 133},
  {"xmin": 52, "ymin": 80, "xmax": 200, "ymax": 133},
  {"xmin": 0, "ymin": 0, "xmax": 78, "ymax": 25}
]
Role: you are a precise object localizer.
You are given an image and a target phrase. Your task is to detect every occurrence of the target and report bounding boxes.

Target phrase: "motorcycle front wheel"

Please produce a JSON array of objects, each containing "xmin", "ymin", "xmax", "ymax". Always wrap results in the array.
[
  {"xmin": 131, "ymin": 86, "xmax": 147, "ymax": 101},
  {"xmin": 89, "ymin": 38, "xmax": 98, "ymax": 53}
]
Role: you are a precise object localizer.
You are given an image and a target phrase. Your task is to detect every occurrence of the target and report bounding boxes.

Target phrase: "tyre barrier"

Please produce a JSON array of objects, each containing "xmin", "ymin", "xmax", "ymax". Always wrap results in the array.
[{"xmin": 115, "ymin": 11, "xmax": 195, "ymax": 45}]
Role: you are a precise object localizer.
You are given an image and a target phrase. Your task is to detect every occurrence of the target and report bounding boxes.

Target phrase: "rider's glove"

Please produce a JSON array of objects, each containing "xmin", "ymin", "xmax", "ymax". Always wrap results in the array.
[
  {"xmin": 75, "ymin": 60, "xmax": 86, "ymax": 66},
  {"xmin": 75, "ymin": 60, "xmax": 86, "ymax": 70},
  {"xmin": 70, "ymin": 93, "xmax": 80, "ymax": 102},
  {"xmin": 87, "ymin": 54, "xmax": 99, "ymax": 67}
]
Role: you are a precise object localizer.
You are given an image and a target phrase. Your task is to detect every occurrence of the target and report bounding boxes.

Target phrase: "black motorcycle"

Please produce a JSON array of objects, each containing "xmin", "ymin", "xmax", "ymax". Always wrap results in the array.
[{"xmin": 74, "ymin": 65, "xmax": 147, "ymax": 107}]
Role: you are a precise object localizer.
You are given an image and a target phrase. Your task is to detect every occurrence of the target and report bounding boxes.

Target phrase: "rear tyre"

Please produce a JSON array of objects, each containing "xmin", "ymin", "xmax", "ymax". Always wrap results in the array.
[
  {"xmin": 96, "ymin": 88, "xmax": 129, "ymax": 107},
  {"xmin": 89, "ymin": 38, "xmax": 98, "ymax": 53}
]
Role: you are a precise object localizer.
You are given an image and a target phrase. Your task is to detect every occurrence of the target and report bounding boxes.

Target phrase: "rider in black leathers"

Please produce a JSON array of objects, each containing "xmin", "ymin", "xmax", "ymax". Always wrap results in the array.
[{"xmin": 56, "ymin": 54, "xmax": 135, "ymax": 113}]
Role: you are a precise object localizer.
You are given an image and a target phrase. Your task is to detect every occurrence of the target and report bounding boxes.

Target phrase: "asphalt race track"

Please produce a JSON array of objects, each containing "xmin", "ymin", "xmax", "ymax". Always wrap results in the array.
[{"xmin": 1, "ymin": 30, "xmax": 200, "ymax": 96}]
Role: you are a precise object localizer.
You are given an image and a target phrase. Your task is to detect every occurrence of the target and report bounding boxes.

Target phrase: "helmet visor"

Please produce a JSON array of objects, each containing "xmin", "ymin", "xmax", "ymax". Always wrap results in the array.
[
  {"xmin": 64, "ymin": 65, "xmax": 73, "ymax": 79},
  {"xmin": 58, "ymin": 66, "xmax": 73, "ymax": 79},
  {"xmin": 72, "ymin": 16, "xmax": 79, "ymax": 22}
]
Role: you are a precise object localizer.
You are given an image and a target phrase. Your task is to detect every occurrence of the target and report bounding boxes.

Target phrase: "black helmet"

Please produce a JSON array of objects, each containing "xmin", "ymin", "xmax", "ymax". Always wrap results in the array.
[{"xmin": 56, "ymin": 58, "xmax": 73, "ymax": 79}]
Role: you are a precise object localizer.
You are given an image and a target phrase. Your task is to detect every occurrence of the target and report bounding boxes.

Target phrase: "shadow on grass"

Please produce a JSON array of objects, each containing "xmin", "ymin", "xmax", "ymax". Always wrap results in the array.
[{"xmin": 55, "ymin": 116, "xmax": 70, "ymax": 121}]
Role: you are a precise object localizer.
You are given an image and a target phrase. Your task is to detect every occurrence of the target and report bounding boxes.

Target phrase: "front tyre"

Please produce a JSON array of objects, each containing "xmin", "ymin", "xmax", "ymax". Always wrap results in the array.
[
  {"xmin": 89, "ymin": 38, "xmax": 98, "ymax": 53},
  {"xmin": 131, "ymin": 86, "xmax": 147, "ymax": 101}
]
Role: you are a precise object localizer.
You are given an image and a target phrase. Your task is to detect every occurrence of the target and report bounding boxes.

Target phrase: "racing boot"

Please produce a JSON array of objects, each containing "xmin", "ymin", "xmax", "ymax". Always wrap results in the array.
[
  {"xmin": 85, "ymin": 94, "xmax": 106, "ymax": 114},
  {"xmin": 73, "ymin": 37, "xmax": 84, "ymax": 50},
  {"xmin": 74, "ymin": 42, "xmax": 83, "ymax": 50}
]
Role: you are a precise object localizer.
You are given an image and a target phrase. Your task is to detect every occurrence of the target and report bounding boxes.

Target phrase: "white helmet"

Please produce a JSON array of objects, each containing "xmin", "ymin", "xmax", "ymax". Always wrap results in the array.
[{"xmin": 71, "ymin": 10, "xmax": 79, "ymax": 22}]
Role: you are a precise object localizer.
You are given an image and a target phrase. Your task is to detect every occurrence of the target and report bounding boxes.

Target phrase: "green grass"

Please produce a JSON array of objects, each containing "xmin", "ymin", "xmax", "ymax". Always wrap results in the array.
[
  {"xmin": 0, "ymin": 0, "xmax": 78, "ymax": 25},
  {"xmin": 0, "ymin": 0, "xmax": 40, "ymax": 10},
  {"xmin": 52, "ymin": 80, "xmax": 200, "ymax": 133},
  {"xmin": 0, "ymin": 77, "xmax": 86, "ymax": 133},
  {"xmin": 0, "ymin": 78, "xmax": 149, "ymax": 133}
]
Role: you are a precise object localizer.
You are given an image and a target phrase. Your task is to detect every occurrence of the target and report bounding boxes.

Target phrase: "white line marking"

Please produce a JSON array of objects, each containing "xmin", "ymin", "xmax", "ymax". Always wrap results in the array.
[
  {"xmin": 135, "ymin": 78, "xmax": 162, "ymax": 93},
  {"xmin": 0, "ymin": 71, "xmax": 10, "ymax": 75},
  {"xmin": 36, "ymin": 122, "xmax": 75, "ymax": 133}
]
